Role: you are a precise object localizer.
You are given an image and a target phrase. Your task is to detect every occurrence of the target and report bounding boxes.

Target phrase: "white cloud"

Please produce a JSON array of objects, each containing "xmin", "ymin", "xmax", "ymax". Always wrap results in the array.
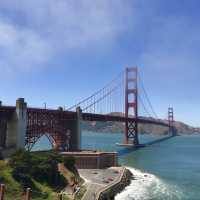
[
  {"xmin": 0, "ymin": 0, "xmax": 134, "ymax": 74},
  {"xmin": 0, "ymin": 21, "xmax": 51, "ymax": 73}
]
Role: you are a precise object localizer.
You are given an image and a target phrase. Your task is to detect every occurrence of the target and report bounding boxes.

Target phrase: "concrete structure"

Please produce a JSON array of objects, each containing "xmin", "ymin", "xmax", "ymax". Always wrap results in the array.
[
  {"xmin": 6, "ymin": 98, "xmax": 27, "ymax": 149},
  {"xmin": 61, "ymin": 151, "xmax": 118, "ymax": 169},
  {"xmin": 68, "ymin": 107, "xmax": 82, "ymax": 151},
  {"xmin": 0, "ymin": 99, "xmax": 82, "ymax": 152},
  {"xmin": 79, "ymin": 167, "xmax": 132, "ymax": 200}
]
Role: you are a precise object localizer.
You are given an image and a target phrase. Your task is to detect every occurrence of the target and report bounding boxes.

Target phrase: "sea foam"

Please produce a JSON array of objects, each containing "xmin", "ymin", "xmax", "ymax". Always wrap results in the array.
[{"xmin": 115, "ymin": 167, "xmax": 183, "ymax": 200}]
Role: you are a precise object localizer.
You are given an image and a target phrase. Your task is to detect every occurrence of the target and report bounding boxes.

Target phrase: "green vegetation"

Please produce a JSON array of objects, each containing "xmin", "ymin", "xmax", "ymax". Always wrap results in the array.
[
  {"xmin": 0, "ymin": 150, "xmax": 84, "ymax": 200},
  {"xmin": 63, "ymin": 156, "xmax": 75, "ymax": 171},
  {"xmin": 74, "ymin": 186, "xmax": 87, "ymax": 200},
  {"xmin": 0, "ymin": 159, "xmax": 59, "ymax": 200},
  {"xmin": 9, "ymin": 149, "xmax": 67, "ymax": 189},
  {"xmin": 63, "ymin": 156, "xmax": 83, "ymax": 184},
  {"xmin": 0, "ymin": 151, "xmax": 3, "ymax": 160}
]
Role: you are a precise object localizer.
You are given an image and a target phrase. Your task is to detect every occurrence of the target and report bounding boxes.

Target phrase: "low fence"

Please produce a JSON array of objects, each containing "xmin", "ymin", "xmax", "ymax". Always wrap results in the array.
[{"xmin": 0, "ymin": 184, "xmax": 63, "ymax": 200}]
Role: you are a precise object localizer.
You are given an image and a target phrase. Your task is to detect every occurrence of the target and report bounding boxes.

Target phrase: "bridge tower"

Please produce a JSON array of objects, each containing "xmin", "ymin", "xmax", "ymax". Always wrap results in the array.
[
  {"xmin": 6, "ymin": 98, "xmax": 27, "ymax": 149},
  {"xmin": 125, "ymin": 67, "xmax": 139, "ymax": 145},
  {"xmin": 168, "ymin": 107, "xmax": 175, "ymax": 135}
]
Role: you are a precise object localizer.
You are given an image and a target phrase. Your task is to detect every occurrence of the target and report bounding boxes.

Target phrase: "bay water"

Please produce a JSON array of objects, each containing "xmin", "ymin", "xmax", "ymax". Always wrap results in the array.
[{"xmin": 33, "ymin": 132, "xmax": 200, "ymax": 200}]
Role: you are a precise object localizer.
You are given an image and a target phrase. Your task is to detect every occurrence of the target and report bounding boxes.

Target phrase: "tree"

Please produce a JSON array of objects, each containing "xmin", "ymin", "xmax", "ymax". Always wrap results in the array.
[{"xmin": 9, "ymin": 149, "xmax": 67, "ymax": 187}]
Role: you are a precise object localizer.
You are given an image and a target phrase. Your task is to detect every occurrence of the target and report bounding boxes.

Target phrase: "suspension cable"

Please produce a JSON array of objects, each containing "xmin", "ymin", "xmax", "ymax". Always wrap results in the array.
[
  {"xmin": 138, "ymin": 72, "xmax": 158, "ymax": 118},
  {"xmin": 138, "ymin": 94, "xmax": 151, "ymax": 117},
  {"xmin": 68, "ymin": 70, "xmax": 125, "ymax": 112}
]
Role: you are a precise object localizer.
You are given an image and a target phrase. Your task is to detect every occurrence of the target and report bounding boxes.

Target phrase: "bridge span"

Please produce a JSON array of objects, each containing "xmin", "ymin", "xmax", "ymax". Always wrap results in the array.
[{"xmin": 0, "ymin": 67, "xmax": 175, "ymax": 152}]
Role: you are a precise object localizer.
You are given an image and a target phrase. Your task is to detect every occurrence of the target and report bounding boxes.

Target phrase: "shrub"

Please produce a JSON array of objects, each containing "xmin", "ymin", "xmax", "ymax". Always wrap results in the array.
[
  {"xmin": 9, "ymin": 149, "xmax": 33, "ymax": 174},
  {"xmin": 0, "ymin": 161, "xmax": 7, "ymax": 184},
  {"xmin": 0, "ymin": 151, "xmax": 3, "ymax": 160},
  {"xmin": 0, "ymin": 176, "xmax": 6, "ymax": 184},
  {"xmin": 0, "ymin": 160, "xmax": 7, "ymax": 170},
  {"xmin": 9, "ymin": 149, "xmax": 67, "ymax": 187},
  {"xmin": 12, "ymin": 171, "xmax": 34, "ymax": 189},
  {"xmin": 63, "ymin": 156, "xmax": 75, "ymax": 170}
]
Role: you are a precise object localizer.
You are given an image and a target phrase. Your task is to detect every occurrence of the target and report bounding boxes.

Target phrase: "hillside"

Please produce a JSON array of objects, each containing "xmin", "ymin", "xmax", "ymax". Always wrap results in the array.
[
  {"xmin": 0, "ymin": 150, "xmax": 85, "ymax": 200},
  {"xmin": 82, "ymin": 114, "xmax": 200, "ymax": 135}
]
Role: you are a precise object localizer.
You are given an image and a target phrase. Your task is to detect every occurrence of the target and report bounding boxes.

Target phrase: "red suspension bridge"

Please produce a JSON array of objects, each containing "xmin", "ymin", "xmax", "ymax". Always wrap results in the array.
[{"xmin": 0, "ymin": 67, "xmax": 175, "ymax": 151}]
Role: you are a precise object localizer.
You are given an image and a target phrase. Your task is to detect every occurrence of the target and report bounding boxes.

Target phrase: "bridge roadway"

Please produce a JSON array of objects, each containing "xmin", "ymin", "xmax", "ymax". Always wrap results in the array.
[{"xmin": 0, "ymin": 106, "xmax": 169, "ymax": 127}]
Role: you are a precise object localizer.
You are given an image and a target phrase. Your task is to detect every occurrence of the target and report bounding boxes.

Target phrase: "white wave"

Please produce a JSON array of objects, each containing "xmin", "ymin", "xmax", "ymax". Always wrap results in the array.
[{"xmin": 115, "ymin": 167, "xmax": 184, "ymax": 200}]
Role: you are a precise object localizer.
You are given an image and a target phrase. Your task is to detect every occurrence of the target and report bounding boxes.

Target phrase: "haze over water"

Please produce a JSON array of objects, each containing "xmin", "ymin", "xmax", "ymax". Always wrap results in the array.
[{"xmin": 34, "ymin": 132, "xmax": 200, "ymax": 200}]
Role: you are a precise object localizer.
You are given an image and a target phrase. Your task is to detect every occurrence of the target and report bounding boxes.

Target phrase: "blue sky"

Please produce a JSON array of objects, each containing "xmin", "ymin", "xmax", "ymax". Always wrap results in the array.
[{"xmin": 0, "ymin": 0, "xmax": 199, "ymax": 126}]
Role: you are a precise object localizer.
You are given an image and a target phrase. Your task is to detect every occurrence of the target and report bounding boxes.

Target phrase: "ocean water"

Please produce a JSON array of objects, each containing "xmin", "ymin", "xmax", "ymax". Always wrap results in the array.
[{"xmin": 33, "ymin": 132, "xmax": 200, "ymax": 200}]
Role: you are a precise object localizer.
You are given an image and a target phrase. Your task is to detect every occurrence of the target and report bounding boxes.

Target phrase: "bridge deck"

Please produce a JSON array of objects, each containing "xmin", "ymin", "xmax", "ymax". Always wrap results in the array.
[
  {"xmin": 82, "ymin": 113, "xmax": 169, "ymax": 127},
  {"xmin": 0, "ymin": 106, "xmax": 169, "ymax": 127}
]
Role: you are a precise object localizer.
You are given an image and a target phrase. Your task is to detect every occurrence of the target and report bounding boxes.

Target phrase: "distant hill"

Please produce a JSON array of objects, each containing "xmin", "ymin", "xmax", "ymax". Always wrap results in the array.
[{"xmin": 82, "ymin": 113, "xmax": 200, "ymax": 135}]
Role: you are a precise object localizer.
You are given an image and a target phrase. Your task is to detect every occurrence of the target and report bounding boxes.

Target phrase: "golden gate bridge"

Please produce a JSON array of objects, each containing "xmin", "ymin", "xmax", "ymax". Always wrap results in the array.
[{"xmin": 0, "ymin": 67, "xmax": 175, "ymax": 151}]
